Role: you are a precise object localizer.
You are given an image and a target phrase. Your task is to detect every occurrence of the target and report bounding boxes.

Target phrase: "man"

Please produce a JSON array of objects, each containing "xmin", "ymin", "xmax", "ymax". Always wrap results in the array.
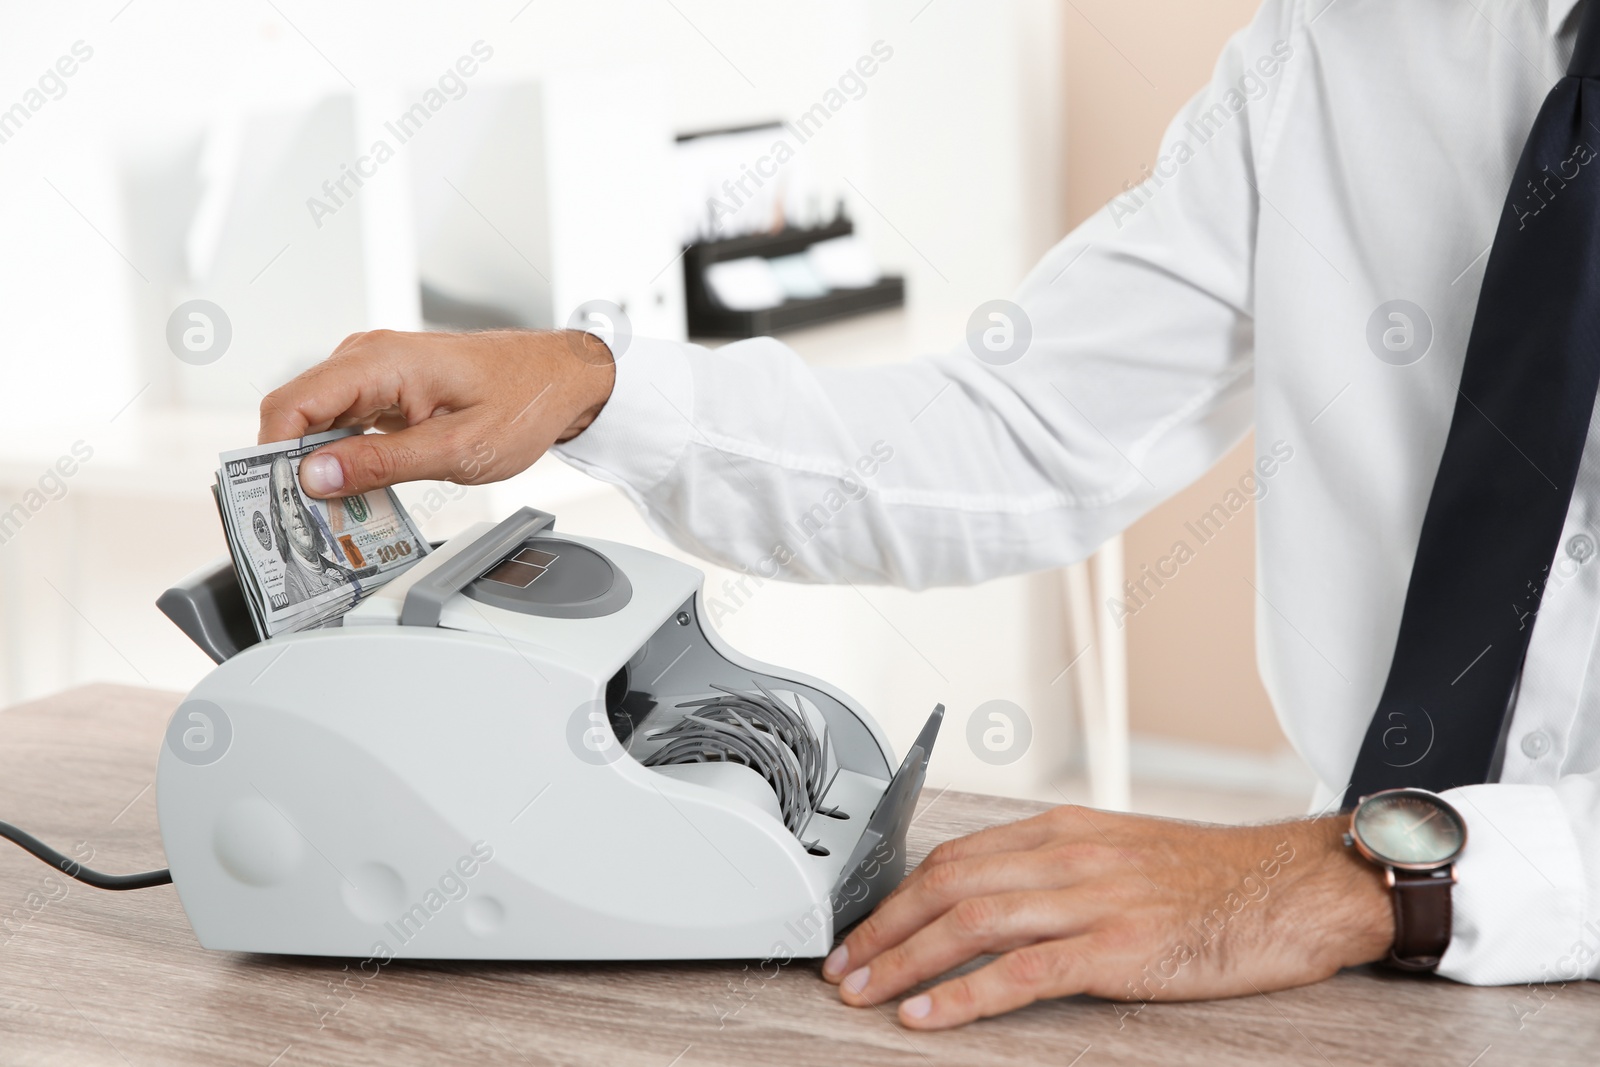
[{"xmin": 259, "ymin": 0, "xmax": 1600, "ymax": 1031}]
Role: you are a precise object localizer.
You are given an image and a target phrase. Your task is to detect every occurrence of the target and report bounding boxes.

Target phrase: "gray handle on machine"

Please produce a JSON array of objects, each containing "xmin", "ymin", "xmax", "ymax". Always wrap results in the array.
[{"xmin": 399, "ymin": 506, "xmax": 555, "ymax": 627}]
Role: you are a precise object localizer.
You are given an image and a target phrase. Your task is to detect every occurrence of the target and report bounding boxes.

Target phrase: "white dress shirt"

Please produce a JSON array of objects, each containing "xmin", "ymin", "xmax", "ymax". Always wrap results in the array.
[{"xmin": 558, "ymin": 0, "xmax": 1600, "ymax": 987}]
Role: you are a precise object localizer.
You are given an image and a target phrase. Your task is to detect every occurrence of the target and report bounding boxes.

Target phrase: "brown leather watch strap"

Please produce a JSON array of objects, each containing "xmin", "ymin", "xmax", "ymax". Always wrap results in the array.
[{"xmin": 1388, "ymin": 867, "xmax": 1454, "ymax": 971}]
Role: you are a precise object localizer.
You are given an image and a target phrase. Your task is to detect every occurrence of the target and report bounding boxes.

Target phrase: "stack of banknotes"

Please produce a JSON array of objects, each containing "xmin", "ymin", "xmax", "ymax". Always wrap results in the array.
[{"xmin": 214, "ymin": 428, "xmax": 432, "ymax": 638}]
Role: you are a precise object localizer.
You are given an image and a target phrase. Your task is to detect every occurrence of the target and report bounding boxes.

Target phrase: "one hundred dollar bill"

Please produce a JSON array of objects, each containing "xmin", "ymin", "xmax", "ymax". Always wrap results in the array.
[{"xmin": 215, "ymin": 428, "xmax": 431, "ymax": 638}]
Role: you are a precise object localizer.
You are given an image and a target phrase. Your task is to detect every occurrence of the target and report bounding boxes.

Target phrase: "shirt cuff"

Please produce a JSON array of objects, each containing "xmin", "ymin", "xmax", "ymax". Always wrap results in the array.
[
  {"xmin": 1436, "ymin": 783, "xmax": 1588, "ymax": 985},
  {"xmin": 552, "ymin": 334, "xmax": 695, "ymax": 494}
]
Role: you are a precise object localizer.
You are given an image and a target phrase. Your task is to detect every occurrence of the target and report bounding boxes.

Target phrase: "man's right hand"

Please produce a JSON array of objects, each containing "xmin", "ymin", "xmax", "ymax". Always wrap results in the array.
[{"xmin": 257, "ymin": 329, "xmax": 616, "ymax": 498}]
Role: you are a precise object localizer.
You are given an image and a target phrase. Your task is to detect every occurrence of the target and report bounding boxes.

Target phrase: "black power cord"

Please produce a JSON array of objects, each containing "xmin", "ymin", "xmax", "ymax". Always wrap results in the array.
[{"xmin": 1, "ymin": 820, "xmax": 171, "ymax": 890}]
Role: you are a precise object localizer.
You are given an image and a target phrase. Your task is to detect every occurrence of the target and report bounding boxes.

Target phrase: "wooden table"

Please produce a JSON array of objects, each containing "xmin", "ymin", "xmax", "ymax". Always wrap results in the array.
[{"xmin": 0, "ymin": 685, "xmax": 1593, "ymax": 1066}]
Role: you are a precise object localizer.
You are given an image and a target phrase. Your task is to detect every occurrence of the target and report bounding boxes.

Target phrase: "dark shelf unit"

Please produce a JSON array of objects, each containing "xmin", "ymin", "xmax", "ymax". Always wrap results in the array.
[{"xmin": 682, "ymin": 218, "xmax": 904, "ymax": 339}]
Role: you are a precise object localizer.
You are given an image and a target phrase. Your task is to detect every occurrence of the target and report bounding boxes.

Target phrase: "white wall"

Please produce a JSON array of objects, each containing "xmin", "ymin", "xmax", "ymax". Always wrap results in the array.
[
  {"xmin": 0, "ymin": 0, "xmax": 1074, "ymax": 799},
  {"xmin": 0, "ymin": 0, "xmax": 1062, "ymax": 412}
]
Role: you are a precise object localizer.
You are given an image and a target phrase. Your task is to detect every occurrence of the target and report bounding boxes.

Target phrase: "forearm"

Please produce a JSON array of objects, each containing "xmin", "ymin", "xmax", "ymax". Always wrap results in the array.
[
  {"xmin": 1271, "ymin": 816, "xmax": 1395, "ymax": 978},
  {"xmin": 555, "ymin": 321, "xmax": 1252, "ymax": 590},
  {"xmin": 1105, "ymin": 814, "xmax": 1392, "ymax": 1002}
]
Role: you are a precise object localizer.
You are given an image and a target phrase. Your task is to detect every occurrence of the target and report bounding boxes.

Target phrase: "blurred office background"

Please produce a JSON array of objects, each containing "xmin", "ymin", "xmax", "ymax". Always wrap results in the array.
[{"xmin": 0, "ymin": 0, "xmax": 1311, "ymax": 819}]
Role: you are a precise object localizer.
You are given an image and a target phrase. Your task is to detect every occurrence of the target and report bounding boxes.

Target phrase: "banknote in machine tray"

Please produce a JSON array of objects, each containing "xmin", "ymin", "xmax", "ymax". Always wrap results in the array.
[{"xmin": 217, "ymin": 429, "xmax": 430, "ymax": 634}]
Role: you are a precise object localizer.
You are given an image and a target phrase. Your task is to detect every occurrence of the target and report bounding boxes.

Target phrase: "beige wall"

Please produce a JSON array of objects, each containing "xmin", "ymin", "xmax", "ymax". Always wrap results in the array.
[{"xmin": 1063, "ymin": 0, "xmax": 1286, "ymax": 753}]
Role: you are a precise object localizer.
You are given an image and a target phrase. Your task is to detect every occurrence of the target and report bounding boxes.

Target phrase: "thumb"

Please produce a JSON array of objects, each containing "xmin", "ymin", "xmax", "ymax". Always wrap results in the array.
[{"xmin": 298, "ymin": 419, "xmax": 466, "ymax": 497}]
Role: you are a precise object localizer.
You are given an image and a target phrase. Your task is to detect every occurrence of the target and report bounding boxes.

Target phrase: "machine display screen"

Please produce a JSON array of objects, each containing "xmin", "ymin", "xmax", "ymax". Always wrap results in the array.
[
  {"xmin": 462, "ymin": 536, "xmax": 629, "ymax": 619},
  {"xmin": 482, "ymin": 547, "xmax": 560, "ymax": 588}
]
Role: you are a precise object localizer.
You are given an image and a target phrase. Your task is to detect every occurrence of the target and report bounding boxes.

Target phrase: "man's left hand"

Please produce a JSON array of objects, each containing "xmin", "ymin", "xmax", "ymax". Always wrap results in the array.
[{"xmin": 822, "ymin": 806, "xmax": 1395, "ymax": 1029}]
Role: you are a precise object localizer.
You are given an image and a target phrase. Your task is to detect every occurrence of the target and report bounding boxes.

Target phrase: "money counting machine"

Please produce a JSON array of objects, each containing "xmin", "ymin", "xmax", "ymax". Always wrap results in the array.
[{"xmin": 155, "ymin": 507, "xmax": 943, "ymax": 959}]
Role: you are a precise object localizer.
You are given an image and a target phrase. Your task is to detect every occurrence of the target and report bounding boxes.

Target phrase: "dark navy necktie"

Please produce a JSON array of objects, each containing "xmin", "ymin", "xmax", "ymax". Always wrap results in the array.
[{"xmin": 1346, "ymin": 3, "xmax": 1600, "ymax": 805}]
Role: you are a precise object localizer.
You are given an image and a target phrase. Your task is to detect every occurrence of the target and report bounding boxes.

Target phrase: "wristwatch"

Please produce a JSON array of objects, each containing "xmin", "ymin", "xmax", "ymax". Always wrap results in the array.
[{"xmin": 1344, "ymin": 787, "xmax": 1466, "ymax": 972}]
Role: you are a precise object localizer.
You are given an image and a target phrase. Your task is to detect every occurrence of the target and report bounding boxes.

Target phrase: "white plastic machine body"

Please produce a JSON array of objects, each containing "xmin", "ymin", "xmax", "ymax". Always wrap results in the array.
[{"xmin": 155, "ymin": 508, "xmax": 941, "ymax": 960}]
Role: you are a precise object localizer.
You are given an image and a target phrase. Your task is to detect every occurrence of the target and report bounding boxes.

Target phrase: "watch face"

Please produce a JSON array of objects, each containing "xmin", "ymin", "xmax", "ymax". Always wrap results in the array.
[{"xmin": 1353, "ymin": 789, "xmax": 1466, "ymax": 868}]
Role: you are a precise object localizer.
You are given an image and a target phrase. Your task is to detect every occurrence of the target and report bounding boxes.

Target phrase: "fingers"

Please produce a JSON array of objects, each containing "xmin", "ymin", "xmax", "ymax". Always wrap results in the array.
[
  {"xmin": 257, "ymin": 332, "xmax": 430, "ymax": 445},
  {"xmin": 899, "ymin": 938, "xmax": 1095, "ymax": 1030},
  {"xmin": 296, "ymin": 414, "xmax": 477, "ymax": 497},
  {"xmin": 836, "ymin": 890, "xmax": 1094, "ymax": 1009},
  {"xmin": 909, "ymin": 805, "xmax": 1118, "ymax": 878},
  {"xmin": 896, "ymin": 810, "xmax": 1071, "ymax": 890},
  {"xmin": 257, "ymin": 328, "xmax": 613, "ymax": 501},
  {"xmin": 825, "ymin": 844, "xmax": 1113, "ymax": 985}
]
